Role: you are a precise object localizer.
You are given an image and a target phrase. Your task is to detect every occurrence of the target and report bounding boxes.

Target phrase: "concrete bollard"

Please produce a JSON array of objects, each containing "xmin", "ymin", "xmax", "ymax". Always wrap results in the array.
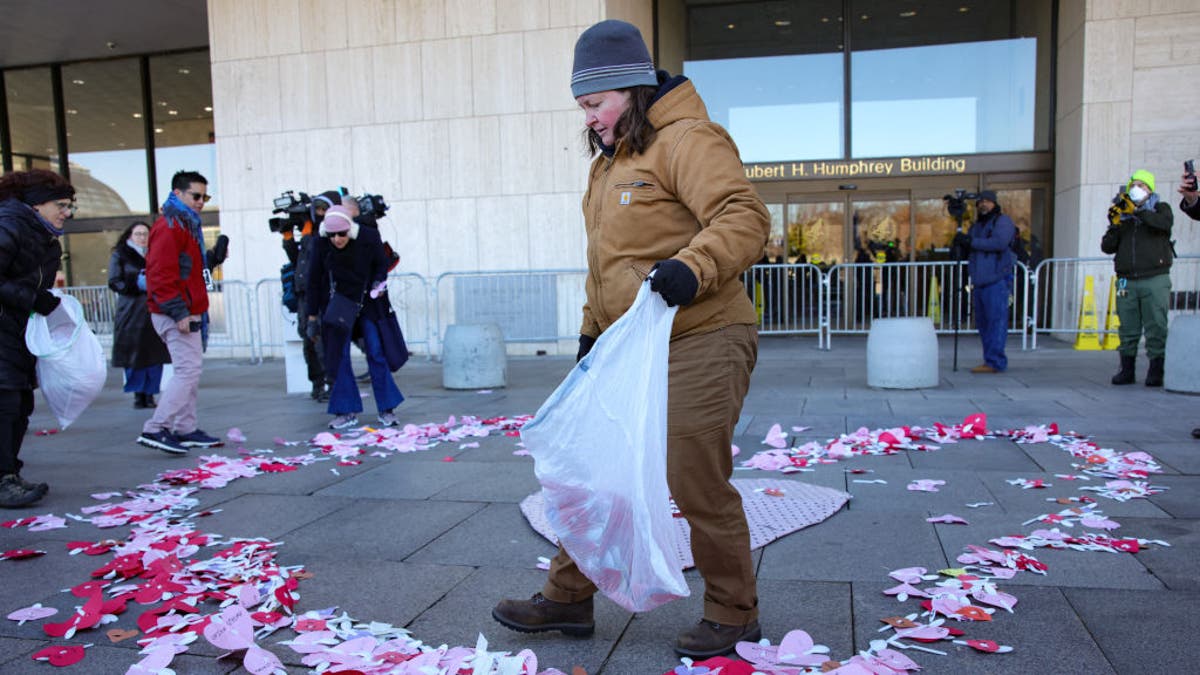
[
  {"xmin": 867, "ymin": 317, "xmax": 939, "ymax": 389},
  {"xmin": 442, "ymin": 323, "xmax": 507, "ymax": 389},
  {"xmin": 1164, "ymin": 314, "xmax": 1200, "ymax": 394}
]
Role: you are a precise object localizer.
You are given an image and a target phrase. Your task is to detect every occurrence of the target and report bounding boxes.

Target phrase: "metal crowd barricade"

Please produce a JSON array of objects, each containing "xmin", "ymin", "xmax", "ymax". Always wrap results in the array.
[
  {"xmin": 203, "ymin": 280, "xmax": 258, "ymax": 359},
  {"xmin": 432, "ymin": 269, "xmax": 588, "ymax": 356},
  {"xmin": 385, "ymin": 272, "xmax": 434, "ymax": 357},
  {"xmin": 1031, "ymin": 255, "xmax": 1200, "ymax": 349},
  {"xmin": 741, "ymin": 263, "xmax": 824, "ymax": 340},
  {"xmin": 59, "ymin": 285, "xmax": 116, "ymax": 347},
  {"xmin": 823, "ymin": 260, "xmax": 1030, "ymax": 350}
]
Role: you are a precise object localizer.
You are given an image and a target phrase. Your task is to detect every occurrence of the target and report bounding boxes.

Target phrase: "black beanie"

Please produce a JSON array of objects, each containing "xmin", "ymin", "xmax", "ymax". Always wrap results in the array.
[
  {"xmin": 571, "ymin": 20, "xmax": 658, "ymax": 98},
  {"xmin": 977, "ymin": 190, "xmax": 999, "ymax": 205},
  {"xmin": 21, "ymin": 183, "xmax": 75, "ymax": 207}
]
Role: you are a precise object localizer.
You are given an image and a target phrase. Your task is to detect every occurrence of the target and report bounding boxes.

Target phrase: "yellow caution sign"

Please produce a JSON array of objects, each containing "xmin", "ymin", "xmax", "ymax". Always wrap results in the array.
[
  {"xmin": 1102, "ymin": 276, "xmax": 1121, "ymax": 350},
  {"xmin": 927, "ymin": 275, "xmax": 942, "ymax": 324},
  {"xmin": 1074, "ymin": 275, "xmax": 1102, "ymax": 350}
]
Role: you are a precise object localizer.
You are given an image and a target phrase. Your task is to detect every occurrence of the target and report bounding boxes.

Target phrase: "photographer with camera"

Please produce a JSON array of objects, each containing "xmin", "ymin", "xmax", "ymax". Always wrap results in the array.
[
  {"xmin": 1102, "ymin": 170, "xmax": 1174, "ymax": 387},
  {"xmin": 277, "ymin": 189, "xmax": 344, "ymax": 401},
  {"xmin": 951, "ymin": 190, "xmax": 1016, "ymax": 374}
]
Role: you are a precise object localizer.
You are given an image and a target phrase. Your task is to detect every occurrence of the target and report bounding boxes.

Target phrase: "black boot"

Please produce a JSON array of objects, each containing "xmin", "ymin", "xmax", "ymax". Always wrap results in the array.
[
  {"xmin": 1145, "ymin": 357, "xmax": 1164, "ymax": 387},
  {"xmin": 134, "ymin": 392, "xmax": 148, "ymax": 409},
  {"xmin": 1111, "ymin": 354, "xmax": 1135, "ymax": 385},
  {"xmin": 144, "ymin": 394, "xmax": 156, "ymax": 408}
]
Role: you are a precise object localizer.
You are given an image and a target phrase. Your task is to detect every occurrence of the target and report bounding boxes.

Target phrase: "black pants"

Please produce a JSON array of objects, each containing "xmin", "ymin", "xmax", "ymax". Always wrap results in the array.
[
  {"xmin": 0, "ymin": 389, "xmax": 34, "ymax": 476},
  {"xmin": 296, "ymin": 296, "xmax": 326, "ymax": 385}
]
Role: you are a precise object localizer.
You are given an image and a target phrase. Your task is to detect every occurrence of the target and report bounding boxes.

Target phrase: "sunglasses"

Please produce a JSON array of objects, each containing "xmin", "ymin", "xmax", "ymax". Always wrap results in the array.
[
  {"xmin": 328, "ymin": 231, "xmax": 349, "ymax": 238},
  {"xmin": 187, "ymin": 191, "xmax": 212, "ymax": 203}
]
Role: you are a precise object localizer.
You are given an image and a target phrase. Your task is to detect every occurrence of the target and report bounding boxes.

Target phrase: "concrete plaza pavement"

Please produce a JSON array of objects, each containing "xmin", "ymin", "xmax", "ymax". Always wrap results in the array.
[{"xmin": 1, "ymin": 335, "xmax": 1198, "ymax": 674}]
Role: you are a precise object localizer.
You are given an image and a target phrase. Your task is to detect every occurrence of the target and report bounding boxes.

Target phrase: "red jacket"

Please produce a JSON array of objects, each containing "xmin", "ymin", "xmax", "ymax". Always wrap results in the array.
[{"xmin": 146, "ymin": 212, "xmax": 208, "ymax": 320}]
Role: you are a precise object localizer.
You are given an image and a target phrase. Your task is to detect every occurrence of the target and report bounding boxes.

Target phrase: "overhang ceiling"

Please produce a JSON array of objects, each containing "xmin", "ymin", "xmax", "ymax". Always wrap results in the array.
[{"xmin": 0, "ymin": 0, "xmax": 208, "ymax": 69}]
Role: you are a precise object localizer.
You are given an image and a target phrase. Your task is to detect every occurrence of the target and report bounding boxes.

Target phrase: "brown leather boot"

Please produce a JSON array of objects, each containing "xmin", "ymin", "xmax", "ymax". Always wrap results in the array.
[
  {"xmin": 674, "ymin": 619, "xmax": 762, "ymax": 658},
  {"xmin": 491, "ymin": 593, "xmax": 594, "ymax": 637}
]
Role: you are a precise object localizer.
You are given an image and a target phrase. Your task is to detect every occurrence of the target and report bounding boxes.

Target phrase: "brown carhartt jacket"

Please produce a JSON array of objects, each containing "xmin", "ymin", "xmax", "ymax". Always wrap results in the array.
[{"xmin": 579, "ymin": 79, "xmax": 770, "ymax": 340}]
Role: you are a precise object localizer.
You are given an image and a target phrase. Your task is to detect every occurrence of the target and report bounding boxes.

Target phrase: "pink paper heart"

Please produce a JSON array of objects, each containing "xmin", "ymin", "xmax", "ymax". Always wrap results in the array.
[
  {"xmin": 763, "ymin": 423, "xmax": 788, "ymax": 449},
  {"xmin": 203, "ymin": 605, "xmax": 255, "ymax": 651},
  {"xmin": 777, "ymin": 629, "xmax": 827, "ymax": 666},
  {"xmin": 7, "ymin": 603, "xmax": 57, "ymax": 624},
  {"xmin": 127, "ymin": 644, "xmax": 176, "ymax": 674},
  {"xmin": 244, "ymin": 645, "xmax": 284, "ymax": 674},
  {"xmin": 735, "ymin": 640, "xmax": 778, "ymax": 664}
]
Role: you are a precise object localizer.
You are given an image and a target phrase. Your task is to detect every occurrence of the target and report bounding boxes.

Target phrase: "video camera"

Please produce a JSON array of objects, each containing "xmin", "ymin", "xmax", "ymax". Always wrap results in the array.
[
  {"xmin": 1107, "ymin": 185, "xmax": 1135, "ymax": 227},
  {"xmin": 942, "ymin": 189, "xmax": 979, "ymax": 221},
  {"xmin": 355, "ymin": 193, "xmax": 389, "ymax": 221},
  {"xmin": 269, "ymin": 190, "xmax": 312, "ymax": 233}
]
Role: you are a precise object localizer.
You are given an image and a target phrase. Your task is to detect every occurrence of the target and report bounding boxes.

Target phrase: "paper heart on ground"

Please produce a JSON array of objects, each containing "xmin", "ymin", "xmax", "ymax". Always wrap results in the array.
[
  {"xmin": 0, "ymin": 548, "xmax": 45, "ymax": 560},
  {"xmin": 7, "ymin": 603, "xmax": 57, "ymax": 624},
  {"xmin": 244, "ymin": 644, "xmax": 286, "ymax": 674},
  {"xmin": 955, "ymin": 638, "xmax": 1014, "ymax": 653},
  {"xmin": 888, "ymin": 567, "xmax": 936, "ymax": 584},
  {"xmin": 960, "ymin": 413, "xmax": 988, "ymax": 437},
  {"xmin": 227, "ymin": 427, "xmax": 247, "ymax": 443},
  {"xmin": 907, "ymin": 479, "xmax": 946, "ymax": 492},
  {"xmin": 43, "ymin": 590, "xmax": 103, "ymax": 639},
  {"xmin": 31, "ymin": 645, "xmax": 86, "ymax": 667},
  {"xmin": 763, "ymin": 423, "xmax": 789, "ymax": 449},
  {"xmin": 926, "ymin": 514, "xmax": 969, "ymax": 525},
  {"xmin": 203, "ymin": 604, "xmax": 257, "ymax": 651},
  {"xmin": 883, "ymin": 582, "xmax": 929, "ymax": 602},
  {"xmin": 126, "ymin": 643, "xmax": 176, "ymax": 674}
]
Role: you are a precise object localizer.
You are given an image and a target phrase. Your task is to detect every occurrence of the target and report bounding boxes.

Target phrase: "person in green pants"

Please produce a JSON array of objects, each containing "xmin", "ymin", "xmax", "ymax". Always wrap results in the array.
[{"xmin": 1101, "ymin": 169, "xmax": 1174, "ymax": 387}]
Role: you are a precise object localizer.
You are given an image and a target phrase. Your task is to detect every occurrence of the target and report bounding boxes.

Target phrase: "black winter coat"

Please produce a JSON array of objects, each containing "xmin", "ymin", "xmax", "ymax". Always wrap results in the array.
[
  {"xmin": 1100, "ymin": 197, "xmax": 1174, "ymax": 279},
  {"xmin": 107, "ymin": 244, "xmax": 171, "ymax": 370},
  {"xmin": 0, "ymin": 198, "xmax": 62, "ymax": 391}
]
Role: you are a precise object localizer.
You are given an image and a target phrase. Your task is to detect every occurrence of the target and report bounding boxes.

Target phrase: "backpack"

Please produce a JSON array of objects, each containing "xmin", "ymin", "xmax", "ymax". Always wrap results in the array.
[
  {"xmin": 1010, "ymin": 231, "xmax": 1030, "ymax": 265},
  {"xmin": 280, "ymin": 261, "xmax": 298, "ymax": 312}
]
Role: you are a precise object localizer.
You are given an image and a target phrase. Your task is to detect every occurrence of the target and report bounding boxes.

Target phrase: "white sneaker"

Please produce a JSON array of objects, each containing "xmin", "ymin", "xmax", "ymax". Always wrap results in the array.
[
  {"xmin": 377, "ymin": 411, "xmax": 398, "ymax": 427},
  {"xmin": 329, "ymin": 414, "xmax": 358, "ymax": 430}
]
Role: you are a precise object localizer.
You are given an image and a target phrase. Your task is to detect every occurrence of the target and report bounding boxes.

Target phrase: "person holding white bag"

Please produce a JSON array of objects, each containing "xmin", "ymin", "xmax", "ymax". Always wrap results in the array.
[
  {"xmin": 0, "ymin": 169, "xmax": 75, "ymax": 508},
  {"xmin": 492, "ymin": 20, "xmax": 770, "ymax": 658}
]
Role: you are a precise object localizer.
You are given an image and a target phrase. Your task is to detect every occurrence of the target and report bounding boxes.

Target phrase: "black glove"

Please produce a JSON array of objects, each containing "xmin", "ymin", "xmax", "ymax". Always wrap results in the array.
[
  {"xmin": 207, "ymin": 234, "xmax": 230, "ymax": 269},
  {"xmin": 576, "ymin": 334, "xmax": 596, "ymax": 362},
  {"xmin": 305, "ymin": 318, "xmax": 320, "ymax": 341},
  {"xmin": 952, "ymin": 232, "xmax": 971, "ymax": 251},
  {"xmin": 649, "ymin": 259, "xmax": 699, "ymax": 307},
  {"xmin": 32, "ymin": 290, "xmax": 61, "ymax": 316}
]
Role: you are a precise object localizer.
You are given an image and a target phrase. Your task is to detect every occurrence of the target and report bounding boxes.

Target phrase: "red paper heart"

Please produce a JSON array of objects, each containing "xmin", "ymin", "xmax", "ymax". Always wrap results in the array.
[
  {"xmin": 32, "ymin": 645, "xmax": 85, "ymax": 667},
  {"xmin": 1, "ymin": 548, "xmax": 45, "ymax": 560}
]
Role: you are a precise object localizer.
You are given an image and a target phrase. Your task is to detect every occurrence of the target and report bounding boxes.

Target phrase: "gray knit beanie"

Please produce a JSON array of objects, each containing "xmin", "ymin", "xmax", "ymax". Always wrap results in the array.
[{"xmin": 570, "ymin": 20, "xmax": 658, "ymax": 98}]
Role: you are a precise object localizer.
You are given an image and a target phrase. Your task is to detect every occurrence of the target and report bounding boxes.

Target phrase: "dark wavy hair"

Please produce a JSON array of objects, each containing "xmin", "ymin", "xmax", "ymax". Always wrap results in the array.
[
  {"xmin": 583, "ymin": 85, "xmax": 658, "ymax": 157},
  {"xmin": 0, "ymin": 169, "xmax": 74, "ymax": 202},
  {"xmin": 112, "ymin": 221, "xmax": 151, "ymax": 252}
]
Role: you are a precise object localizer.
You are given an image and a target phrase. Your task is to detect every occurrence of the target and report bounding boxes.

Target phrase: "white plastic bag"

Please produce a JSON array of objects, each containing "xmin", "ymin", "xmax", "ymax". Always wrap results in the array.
[
  {"xmin": 522, "ymin": 281, "xmax": 688, "ymax": 612},
  {"xmin": 24, "ymin": 291, "xmax": 106, "ymax": 429}
]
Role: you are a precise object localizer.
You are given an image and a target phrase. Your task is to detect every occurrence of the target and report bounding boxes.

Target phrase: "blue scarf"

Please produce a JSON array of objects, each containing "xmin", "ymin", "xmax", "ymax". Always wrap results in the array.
[
  {"xmin": 29, "ymin": 204, "xmax": 64, "ymax": 237},
  {"xmin": 161, "ymin": 191, "xmax": 211, "ymax": 349}
]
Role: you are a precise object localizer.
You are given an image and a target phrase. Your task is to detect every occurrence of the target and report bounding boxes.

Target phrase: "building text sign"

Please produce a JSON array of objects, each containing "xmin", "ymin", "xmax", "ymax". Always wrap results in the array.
[{"xmin": 744, "ymin": 155, "xmax": 969, "ymax": 181}]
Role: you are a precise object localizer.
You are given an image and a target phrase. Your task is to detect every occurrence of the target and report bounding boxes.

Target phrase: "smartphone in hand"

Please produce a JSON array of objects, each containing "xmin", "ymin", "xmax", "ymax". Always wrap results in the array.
[{"xmin": 1186, "ymin": 159, "xmax": 1197, "ymax": 191}]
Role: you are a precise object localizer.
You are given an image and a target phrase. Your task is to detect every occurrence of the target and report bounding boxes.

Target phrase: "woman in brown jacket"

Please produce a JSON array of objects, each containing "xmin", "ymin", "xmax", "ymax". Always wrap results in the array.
[{"xmin": 492, "ymin": 19, "xmax": 771, "ymax": 659}]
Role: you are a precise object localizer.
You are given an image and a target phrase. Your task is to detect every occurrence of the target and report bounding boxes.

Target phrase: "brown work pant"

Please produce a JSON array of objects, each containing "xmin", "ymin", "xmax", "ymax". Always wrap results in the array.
[{"xmin": 542, "ymin": 324, "xmax": 759, "ymax": 625}]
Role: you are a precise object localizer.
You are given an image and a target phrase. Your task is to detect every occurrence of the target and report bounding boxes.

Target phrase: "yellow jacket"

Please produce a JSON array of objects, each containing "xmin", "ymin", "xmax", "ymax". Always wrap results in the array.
[{"xmin": 580, "ymin": 79, "xmax": 770, "ymax": 339}]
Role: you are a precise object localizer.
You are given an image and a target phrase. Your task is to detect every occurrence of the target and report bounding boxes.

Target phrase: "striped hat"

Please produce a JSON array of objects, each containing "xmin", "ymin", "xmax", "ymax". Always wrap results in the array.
[{"xmin": 570, "ymin": 20, "xmax": 658, "ymax": 98}]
